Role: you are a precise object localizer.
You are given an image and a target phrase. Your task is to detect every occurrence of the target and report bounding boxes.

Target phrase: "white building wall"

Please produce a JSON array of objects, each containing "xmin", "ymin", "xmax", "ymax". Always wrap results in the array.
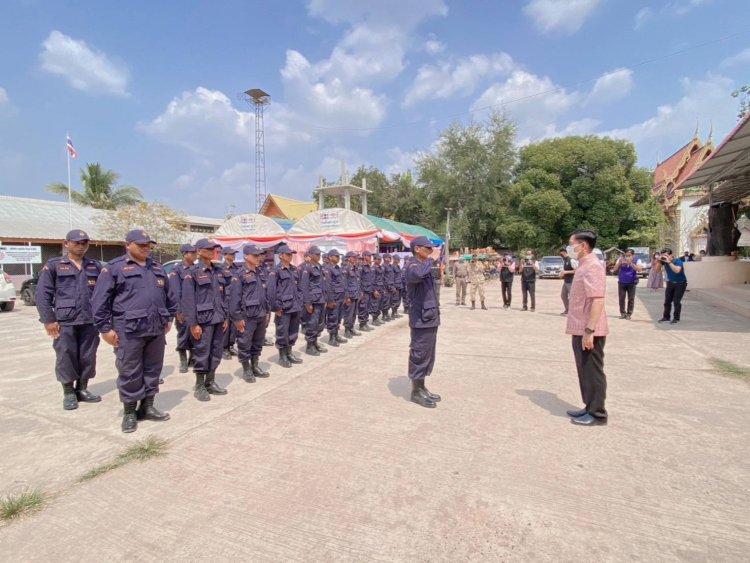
[{"xmin": 677, "ymin": 195, "xmax": 707, "ymax": 254}]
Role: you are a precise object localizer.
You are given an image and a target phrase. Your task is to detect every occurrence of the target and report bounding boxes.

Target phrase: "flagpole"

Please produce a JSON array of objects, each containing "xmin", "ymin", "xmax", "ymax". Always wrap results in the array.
[{"xmin": 67, "ymin": 132, "xmax": 72, "ymax": 230}]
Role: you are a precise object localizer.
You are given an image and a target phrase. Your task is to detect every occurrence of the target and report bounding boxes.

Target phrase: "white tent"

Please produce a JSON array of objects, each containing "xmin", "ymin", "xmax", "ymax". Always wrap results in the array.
[
  {"xmin": 212, "ymin": 214, "xmax": 287, "ymax": 252},
  {"xmin": 286, "ymin": 208, "xmax": 379, "ymax": 260}
]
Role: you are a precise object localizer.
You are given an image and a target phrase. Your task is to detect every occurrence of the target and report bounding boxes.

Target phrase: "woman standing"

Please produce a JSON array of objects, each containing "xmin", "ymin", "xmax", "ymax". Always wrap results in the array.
[{"xmin": 646, "ymin": 252, "xmax": 664, "ymax": 290}]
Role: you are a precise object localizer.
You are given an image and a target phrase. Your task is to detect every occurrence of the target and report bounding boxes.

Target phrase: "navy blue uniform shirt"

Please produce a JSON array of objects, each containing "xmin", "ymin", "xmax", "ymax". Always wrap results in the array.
[
  {"xmin": 92, "ymin": 255, "xmax": 177, "ymax": 335},
  {"xmin": 299, "ymin": 262, "xmax": 327, "ymax": 305},
  {"xmin": 229, "ymin": 266, "xmax": 269, "ymax": 321},
  {"xmin": 268, "ymin": 263, "xmax": 302, "ymax": 313},
  {"xmin": 181, "ymin": 262, "xmax": 228, "ymax": 326},
  {"xmin": 168, "ymin": 261, "xmax": 195, "ymax": 316},
  {"xmin": 406, "ymin": 258, "xmax": 441, "ymax": 329},
  {"xmin": 36, "ymin": 256, "xmax": 101, "ymax": 325}
]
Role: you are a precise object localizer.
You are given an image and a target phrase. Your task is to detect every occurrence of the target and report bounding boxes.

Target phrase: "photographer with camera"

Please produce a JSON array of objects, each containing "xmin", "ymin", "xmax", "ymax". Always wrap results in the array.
[
  {"xmin": 498, "ymin": 254, "xmax": 515, "ymax": 309},
  {"xmin": 612, "ymin": 249, "xmax": 642, "ymax": 320},
  {"xmin": 520, "ymin": 251, "xmax": 539, "ymax": 311},
  {"xmin": 657, "ymin": 248, "xmax": 688, "ymax": 325}
]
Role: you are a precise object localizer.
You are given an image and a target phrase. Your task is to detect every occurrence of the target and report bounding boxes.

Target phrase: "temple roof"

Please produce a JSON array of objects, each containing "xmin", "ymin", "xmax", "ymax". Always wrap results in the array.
[{"xmin": 653, "ymin": 132, "xmax": 713, "ymax": 199}]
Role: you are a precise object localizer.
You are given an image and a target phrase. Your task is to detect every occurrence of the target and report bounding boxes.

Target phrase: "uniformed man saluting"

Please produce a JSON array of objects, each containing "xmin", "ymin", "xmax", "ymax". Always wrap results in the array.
[
  {"xmin": 92, "ymin": 230, "xmax": 177, "ymax": 433},
  {"xmin": 229, "ymin": 244, "xmax": 271, "ymax": 382},
  {"xmin": 405, "ymin": 236, "xmax": 442, "ymax": 408},
  {"xmin": 36, "ymin": 229, "xmax": 103, "ymax": 410},
  {"xmin": 182, "ymin": 239, "xmax": 229, "ymax": 402}
]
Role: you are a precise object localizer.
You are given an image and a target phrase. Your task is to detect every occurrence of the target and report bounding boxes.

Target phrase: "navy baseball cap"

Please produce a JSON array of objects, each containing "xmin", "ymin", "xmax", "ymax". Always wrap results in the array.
[
  {"xmin": 410, "ymin": 236, "xmax": 435, "ymax": 250},
  {"xmin": 126, "ymin": 229, "xmax": 156, "ymax": 244},
  {"xmin": 307, "ymin": 245, "xmax": 322, "ymax": 255},
  {"xmin": 66, "ymin": 229, "xmax": 90, "ymax": 242},
  {"xmin": 221, "ymin": 246, "xmax": 238, "ymax": 255},
  {"xmin": 327, "ymin": 249, "xmax": 340, "ymax": 257},
  {"xmin": 179, "ymin": 244, "xmax": 196, "ymax": 253},
  {"xmin": 373, "ymin": 253, "xmax": 382, "ymax": 259},
  {"xmin": 344, "ymin": 251, "xmax": 358, "ymax": 259},
  {"xmin": 243, "ymin": 244, "xmax": 264, "ymax": 255},
  {"xmin": 277, "ymin": 245, "xmax": 297, "ymax": 255},
  {"xmin": 392, "ymin": 254, "xmax": 401, "ymax": 261},
  {"xmin": 195, "ymin": 238, "xmax": 220, "ymax": 250},
  {"xmin": 383, "ymin": 253, "xmax": 392, "ymax": 259},
  {"xmin": 362, "ymin": 250, "xmax": 373, "ymax": 257}
]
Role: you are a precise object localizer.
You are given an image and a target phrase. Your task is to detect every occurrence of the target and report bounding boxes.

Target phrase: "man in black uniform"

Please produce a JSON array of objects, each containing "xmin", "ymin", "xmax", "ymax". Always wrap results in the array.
[
  {"xmin": 381, "ymin": 253, "xmax": 395, "ymax": 321},
  {"xmin": 405, "ymin": 236, "xmax": 442, "ymax": 408},
  {"xmin": 36, "ymin": 229, "xmax": 103, "ymax": 410},
  {"xmin": 92, "ymin": 229, "xmax": 177, "ymax": 432},
  {"xmin": 268, "ymin": 245, "xmax": 304, "ymax": 368},
  {"xmin": 391, "ymin": 254, "xmax": 403, "ymax": 319},
  {"xmin": 342, "ymin": 251, "xmax": 361, "ymax": 339},
  {"xmin": 230, "ymin": 244, "xmax": 271, "ymax": 382},
  {"xmin": 371, "ymin": 253, "xmax": 385, "ymax": 326},
  {"xmin": 559, "ymin": 247, "xmax": 576, "ymax": 315},
  {"xmin": 182, "ymin": 239, "xmax": 229, "ymax": 401},
  {"xmin": 323, "ymin": 249, "xmax": 348, "ymax": 347},
  {"xmin": 221, "ymin": 247, "xmax": 241, "ymax": 359},
  {"xmin": 168, "ymin": 243, "xmax": 197, "ymax": 373},
  {"xmin": 358, "ymin": 251, "xmax": 376, "ymax": 332},
  {"xmin": 300, "ymin": 245, "xmax": 328, "ymax": 356}
]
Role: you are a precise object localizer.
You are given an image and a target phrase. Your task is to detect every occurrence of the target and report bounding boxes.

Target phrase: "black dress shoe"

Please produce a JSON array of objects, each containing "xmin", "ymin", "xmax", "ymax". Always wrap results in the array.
[
  {"xmin": 571, "ymin": 413, "xmax": 607, "ymax": 426},
  {"xmin": 670, "ymin": 319, "xmax": 680, "ymax": 324},
  {"xmin": 566, "ymin": 408, "xmax": 587, "ymax": 418},
  {"xmin": 657, "ymin": 318, "xmax": 670, "ymax": 323}
]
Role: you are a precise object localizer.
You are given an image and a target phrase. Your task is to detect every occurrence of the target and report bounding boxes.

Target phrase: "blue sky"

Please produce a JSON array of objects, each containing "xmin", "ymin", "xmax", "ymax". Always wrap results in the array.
[{"xmin": 1, "ymin": 0, "xmax": 749, "ymax": 218}]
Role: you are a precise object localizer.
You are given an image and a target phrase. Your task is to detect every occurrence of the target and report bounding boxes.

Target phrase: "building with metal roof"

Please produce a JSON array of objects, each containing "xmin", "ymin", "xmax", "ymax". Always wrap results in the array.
[{"xmin": 258, "ymin": 194, "xmax": 318, "ymax": 221}]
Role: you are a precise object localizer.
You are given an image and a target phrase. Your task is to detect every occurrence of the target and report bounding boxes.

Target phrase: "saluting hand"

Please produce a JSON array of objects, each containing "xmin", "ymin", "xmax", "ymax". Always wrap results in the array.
[
  {"xmin": 102, "ymin": 330, "xmax": 119, "ymax": 348},
  {"xmin": 191, "ymin": 325, "xmax": 203, "ymax": 340},
  {"xmin": 44, "ymin": 322, "xmax": 60, "ymax": 340}
]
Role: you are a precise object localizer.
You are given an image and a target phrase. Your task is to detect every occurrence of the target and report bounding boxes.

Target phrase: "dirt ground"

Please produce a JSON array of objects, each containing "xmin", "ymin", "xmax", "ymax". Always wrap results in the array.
[{"xmin": 1, "ymin": 277, "xmax": 748, "ymax": 561}]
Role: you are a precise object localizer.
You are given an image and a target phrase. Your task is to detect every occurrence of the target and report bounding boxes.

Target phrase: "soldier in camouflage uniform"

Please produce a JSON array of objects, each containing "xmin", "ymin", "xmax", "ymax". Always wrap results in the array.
[{"xmin": 468, "ymin": 255, "xmax": 487, "ymax": 310}]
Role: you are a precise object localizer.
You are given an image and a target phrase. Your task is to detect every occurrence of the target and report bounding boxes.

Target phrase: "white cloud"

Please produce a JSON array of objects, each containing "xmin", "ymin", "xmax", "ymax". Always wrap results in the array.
[
  {"xmin": 539, "ymin": 118, "xmax": 602, "ymax": 143},
  {"xmin": 601, "ymin": 73, "xmax": 736, "ymax": 163},
  {"xmin": 403, "ymin": 53, "xmax": 515, "ymax": 107},
  {"xmin": 39, "ymin": 30, "xmax": 129, "ymax": 96},
  {"xmin": 307, "ymin": 0, "xmax": 447, "ymax": 26},
  {"xmin": 669, "ymin": 0, "xmax": 711, "ymax": 16},
  {"xmin": 720, "ymin": 47, "xmax": 750, "ymax": 69},
  {"xmin": 472, "ymin": 70, "xmax": 579, "ymax": 141},
  {"xmin": 424, "ymin": 39, "xmax": 444, "ymax": 55},
  {"xmin": 0, "ymin": 87, "xmax": 8, "ymax": 105},
  {"xmin": 523, "ymin": 0, "xmax": 601, "ymax": 35},
  {"xmin": 385, "ymin": 147, "xmax": 418, "ymax": 175},
  {"xmin": 634, "ymin": 7, "xmax": 654, "ymax": 29},
  {"xmin": 587, "ymin": 68, "xmax": 634, "ymax": 105}
]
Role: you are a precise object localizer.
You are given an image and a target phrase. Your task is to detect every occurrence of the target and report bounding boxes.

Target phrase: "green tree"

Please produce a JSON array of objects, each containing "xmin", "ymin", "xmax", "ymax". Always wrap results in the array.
[
  {"xmin": 731, "ymin": 84, "xmax": 749, "ymax": 120},
  {"xmin": 501, "ymin": 136, "xmax": 663, "ymax": 253},
  {"xmin": 48, "ymin": 163, "xmax": 144, "ymax": 210},
  {"xmin": 417, "ymin": 111, "xmax": 516, "ymax": 248}
]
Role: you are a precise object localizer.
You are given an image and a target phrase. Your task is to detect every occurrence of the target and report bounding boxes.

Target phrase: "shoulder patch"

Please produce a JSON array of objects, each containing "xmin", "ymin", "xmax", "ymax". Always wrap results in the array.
[
  {"xmin": 185, "ymin": 274, "xmax": 192, "ymax": 280},
  {"xmin": 101, "ymin": 267, "xmax": 108, "ymax": 273}
]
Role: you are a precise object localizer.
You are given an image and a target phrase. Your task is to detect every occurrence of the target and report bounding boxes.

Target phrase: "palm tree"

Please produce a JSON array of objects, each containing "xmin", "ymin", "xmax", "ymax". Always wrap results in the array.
[{"xmin": 47, "ymin": 163, "xmax": 144, "ymax": 209}]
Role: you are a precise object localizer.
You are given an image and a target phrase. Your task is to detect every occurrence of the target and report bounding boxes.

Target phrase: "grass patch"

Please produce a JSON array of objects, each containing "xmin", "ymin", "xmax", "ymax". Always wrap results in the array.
[
  {"xmin": 0, "ymin": 488, "xmax": 48, "ymax": 522},
  {"xmin": 710, "ymin": 358, "xmax": 750, "ymax": 382},
  {"xmin": 79, "ymin": 436, "xmax": 169, "ymax": 483}
]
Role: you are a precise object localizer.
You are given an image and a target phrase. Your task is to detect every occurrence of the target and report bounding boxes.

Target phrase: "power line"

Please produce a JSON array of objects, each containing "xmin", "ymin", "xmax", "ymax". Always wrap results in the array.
[{"xmin": 301, "ymin": 31, "xmax": 748, "ymax": 133}]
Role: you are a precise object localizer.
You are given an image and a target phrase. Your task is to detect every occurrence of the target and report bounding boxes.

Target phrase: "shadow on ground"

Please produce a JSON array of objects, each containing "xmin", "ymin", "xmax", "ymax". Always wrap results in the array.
[
  {"xmin": 516, "ymin": 389, "xmax": 578, "ymax": 418},
  {"xmin": 388, "ymin": 376, "xmax": 411, "ymax": 402}
]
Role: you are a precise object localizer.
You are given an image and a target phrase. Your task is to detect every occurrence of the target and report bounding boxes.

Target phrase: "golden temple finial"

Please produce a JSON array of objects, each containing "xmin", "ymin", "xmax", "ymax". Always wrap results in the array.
[{"xmin": 693, "ymin": 118, "xmax": 700, "ymax": 140}]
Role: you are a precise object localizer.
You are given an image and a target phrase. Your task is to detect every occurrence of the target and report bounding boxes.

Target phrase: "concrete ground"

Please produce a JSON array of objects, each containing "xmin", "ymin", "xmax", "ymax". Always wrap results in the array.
[{"xmin": 0, "ymin": 277, "xmax": 748, "ymax": 561}]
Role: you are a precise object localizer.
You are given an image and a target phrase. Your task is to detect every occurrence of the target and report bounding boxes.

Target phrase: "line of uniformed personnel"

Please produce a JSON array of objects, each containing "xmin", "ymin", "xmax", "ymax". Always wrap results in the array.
[{"xmin": 36, "ymin": 229, "xmax": 411, "ymax": 433}]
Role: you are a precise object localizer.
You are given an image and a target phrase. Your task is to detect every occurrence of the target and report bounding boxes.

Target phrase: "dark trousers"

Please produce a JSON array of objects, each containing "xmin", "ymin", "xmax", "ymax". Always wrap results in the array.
[
  {"xmin": 275, "ymin": 310, "xmax": 300, "ymax": 348},
  {"xmin": 358, "ymin": 293, "xmax": 371, "ymax": 325},
  {"xmin": 572, "ymin": 336, "xmax": 607, "ymax": 418},
  {"xmin": 663, "ymin": 281, "xmax": 687, "ymax": 321},
  {"xmin": 236, "ymin": 316, "xmax": 267, "ymax": 362},
  {"xmin": 343, "ymin": 297, "xmax": 358, "ymax": 329},
  {"xmin": 222, "ymin": 319, "xmax": 237, "ymax": 350},
  {"xmin": 175, "ymin": 319, "xmax": 191, "ymax": 351},
  {"xmin": 303, "ymin": 303, "xmax": 325, "ymax": 341},
  {"xmin": 618, "ymin": 282, "xmax": 637, "ymax": 315},
  {"xmin": 52, "ymin": 323, "xmax": 100, "ymax": 384},
  {"xmin": 391, "ymin": 288, "xmax": 402, "ymax": 313},
  {"xmin": 115, "ymin": 331, "xmax": 166, "ymax": 403},
  {"xmin": 190, "ymin": 322, "xmax": 225, "ymax": 374},
  {"xmin": 326, "ymin": 296, "xmax": 344, "ymax": 333},
  {"xmin": 561, "ymin": 282, "xmax": 571, "ymax": 313},
  {"xmin": 501, "ymin": 280, "xmax": 513, "ymax": 306},
  {"xmin": 521, "ymin": 279, "xmax": 536, "ymax": 308},
  {"xmin": 381, "ymin": 289, "xmax": 392, "ymax": 314},
  {"xmin": 370, "ymin": 292, "xmax": 382, "ymax": 319},
  {"xmin": 408, "ymin": 327, "xmax": 438, "ymax": 380}
]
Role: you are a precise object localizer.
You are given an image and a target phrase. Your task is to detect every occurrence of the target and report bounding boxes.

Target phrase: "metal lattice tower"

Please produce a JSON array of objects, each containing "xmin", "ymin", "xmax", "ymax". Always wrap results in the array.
[{"xmin": 244, "ymin": 89, "xmax": 270, "ymax": 213}]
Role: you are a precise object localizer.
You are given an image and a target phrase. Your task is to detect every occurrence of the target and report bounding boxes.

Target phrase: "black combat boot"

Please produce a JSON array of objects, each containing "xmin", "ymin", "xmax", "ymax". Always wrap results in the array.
[
  {"xmin": 121, "ymin": 402, "xmax": 138, "ymax": 433},
  {"xmin": 328, "ymin": 333, "xmax": 339, "ymax": 347},
  {"xmin": 421, "ymin": 379, "xmax": 441, "ymax": 402},
  {"xmin": 241, "ymin": 360, "xmax": 257, "ymax": 382},
  {"xmin": 178, "ymin": 350, "xmax": 188, "ymax": 373},
  {"xmin": 314, "ymin": 340, "xmax": 328, "ymax": 353},
  {"xmin": 481, "ymin": 301, "xmax": 487, "ymax": 310},
  {"xmin": 306, "ymin": 341, "xmax": 320, "ymax": 356},
  {"xmin": 222, "ymin": 348, "xmax": 232, "ymax": 360},
  {"xmin": 383, "ymin": 311, "xmax": 391, "ymax": 321},
  {"xmin": 359, "ymin": 323, "xmax": 371, "ymax": 332},
  {"xmin": 335, "ymin": 331, "xmax": 348, "ymax": 344},
  {"xmin": 345, "ymin": 327, "xmax": 360, "ymax": 338},
  {"xmin": 410, "ymin": 380, "xmax": 436, "ymax": 408},
  {"xmin": 392, "ymin": 308, "xmax": 400, "ymax": 318},
  {"xmin": 75, "ymin": 378, "xmax": 101, "ymax": 403},
  {"xmin": 471, "ymin": 301, "xmax": 476, "ymax": 310},
  {"xmin": 205, "ymin": 371, "xmax": 227, "ymax": 395},
  {"xmin": 264, "ymin": 337, "xmax": 274, "ymax": 347},
  {"xmin": 62, "ymin": 383, "xmax": 78, "ymax": 410},
  {"xmin": 372, "ymin": 317, "xmax": 383, "ymax": 326},
  {"xmin": 251, "ymin": 357, "xmax": 270, "ymax": 378},
  {"xmin": 194, "ymin": 373, "xmax": 210, "ymax": 401},
  {"xmin": 136, "ymin": 395, "xmax": 171, "ymax": 421},
  {"xmin": 278, "ymin": 348, "xmax": 292, "ymax": 368},
  {"xmin": 287, "ymin": 347, "xmax": 303, "ymax": 364},
  {"xmin": 187, "ymin": 350, "xmax": 195, "ymax": 367}
]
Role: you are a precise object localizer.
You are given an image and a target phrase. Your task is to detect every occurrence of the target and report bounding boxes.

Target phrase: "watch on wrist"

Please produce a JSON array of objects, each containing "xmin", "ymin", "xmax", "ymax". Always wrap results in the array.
[{"xmin": 584, "ymin": 327, "xmax": 595, "ymax": 334}]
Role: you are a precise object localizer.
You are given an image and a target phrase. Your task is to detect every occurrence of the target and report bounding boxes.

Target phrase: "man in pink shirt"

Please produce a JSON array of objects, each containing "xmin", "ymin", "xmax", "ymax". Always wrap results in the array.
[{"xmin": 564, "ymin": 230, "xmax": 609, "ymax": 426}]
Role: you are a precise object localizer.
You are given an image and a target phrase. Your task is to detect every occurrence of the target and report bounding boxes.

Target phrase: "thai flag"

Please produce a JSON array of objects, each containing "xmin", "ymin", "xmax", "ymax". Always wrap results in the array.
[{"xmin": 66, "ymin": 135, "xmax": 77, "ymax": 159}]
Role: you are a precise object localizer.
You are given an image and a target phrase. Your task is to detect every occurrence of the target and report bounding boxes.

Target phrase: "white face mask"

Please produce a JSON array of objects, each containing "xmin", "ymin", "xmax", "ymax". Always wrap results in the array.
[{"xmin": 566, "ymin": 243, "xmax": 583, "ymax": 259}]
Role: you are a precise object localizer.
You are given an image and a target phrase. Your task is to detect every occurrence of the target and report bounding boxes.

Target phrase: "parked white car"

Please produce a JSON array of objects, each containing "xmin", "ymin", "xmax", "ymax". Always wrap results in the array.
[{"xmin": 0, "ymin": 269, "xmax": 17, "ymax": 312}]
